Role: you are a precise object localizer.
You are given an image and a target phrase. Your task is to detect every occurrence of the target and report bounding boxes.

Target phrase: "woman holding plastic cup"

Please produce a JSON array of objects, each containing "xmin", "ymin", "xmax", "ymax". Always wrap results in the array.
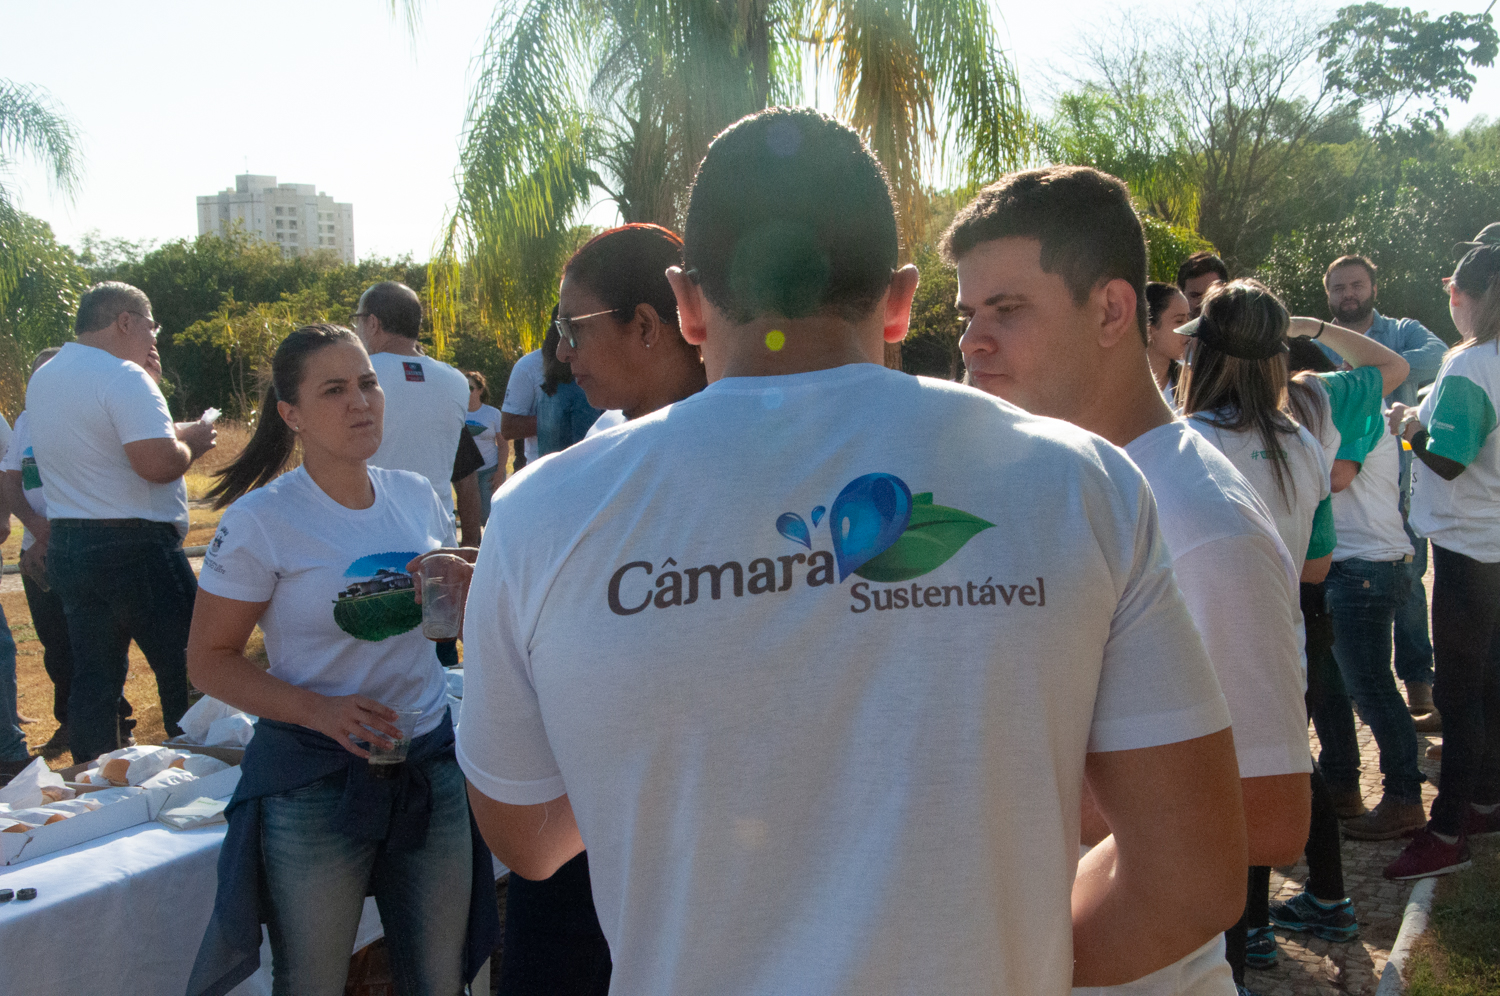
[{"xmin": 184, "ymin": 324, "xmax": 495, "ymax": 995}]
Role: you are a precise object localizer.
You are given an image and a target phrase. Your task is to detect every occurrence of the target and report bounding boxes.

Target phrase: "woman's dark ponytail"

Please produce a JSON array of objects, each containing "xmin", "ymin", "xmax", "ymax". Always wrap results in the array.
[{"xmin": 205, "ymin": 324, "xmax": 361, "ymax": 509}]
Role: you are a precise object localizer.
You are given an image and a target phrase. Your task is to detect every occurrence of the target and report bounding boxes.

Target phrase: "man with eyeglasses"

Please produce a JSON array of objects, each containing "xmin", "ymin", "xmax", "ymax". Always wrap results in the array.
[{"xmin": 25, "ymin": 281, "xmax": 217, "ymax": 762}]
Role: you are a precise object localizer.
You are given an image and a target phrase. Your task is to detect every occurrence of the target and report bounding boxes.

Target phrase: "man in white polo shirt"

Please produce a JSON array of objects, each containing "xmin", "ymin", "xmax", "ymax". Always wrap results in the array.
[
  {"xmin": 458, "ymin": 108, "xmax": 1248, "ymax": 996},
  {"xmin": 27, "ymin": 282, "xmax": 217, "ymax": 763}
]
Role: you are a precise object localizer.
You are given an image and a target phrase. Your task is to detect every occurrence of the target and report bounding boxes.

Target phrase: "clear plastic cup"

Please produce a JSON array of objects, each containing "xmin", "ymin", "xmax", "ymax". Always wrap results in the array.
[
  {"xmin": 418, "ymin": 553, "xmax": 468, "ymax": 640},
  {"xmin": 365, "ymin": 706, "xmax": 424, "ymax": 777}
]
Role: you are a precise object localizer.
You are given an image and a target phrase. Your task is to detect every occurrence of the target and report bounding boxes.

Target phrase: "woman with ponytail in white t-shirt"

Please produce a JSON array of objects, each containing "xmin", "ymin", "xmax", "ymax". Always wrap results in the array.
[
  {"xmin": 183, "ymin": 325, "xmax": 496, "ymax": 996},
  {"xmin": 1176, "ymin": 279, "xmax": 1409, "ymax": 977}
]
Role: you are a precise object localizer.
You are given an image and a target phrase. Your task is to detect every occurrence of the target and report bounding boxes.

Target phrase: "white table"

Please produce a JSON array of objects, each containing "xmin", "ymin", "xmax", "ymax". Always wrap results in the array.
[{"xmin": 0, "ymin": 818, "xmax": 495, "ymax": 995}]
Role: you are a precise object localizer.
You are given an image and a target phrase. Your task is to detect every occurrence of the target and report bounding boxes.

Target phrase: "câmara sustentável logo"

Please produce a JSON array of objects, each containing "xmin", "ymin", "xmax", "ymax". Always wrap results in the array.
[{"xmin": 608, "ymin": 473, "xmax": 1049, "ymax": 617}]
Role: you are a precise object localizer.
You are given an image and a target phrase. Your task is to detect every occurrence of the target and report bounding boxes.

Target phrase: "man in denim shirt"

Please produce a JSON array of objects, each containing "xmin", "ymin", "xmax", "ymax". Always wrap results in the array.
[{"xmin": 1321, "ymin": 255, "xmax": 1446, "ymax": 727}]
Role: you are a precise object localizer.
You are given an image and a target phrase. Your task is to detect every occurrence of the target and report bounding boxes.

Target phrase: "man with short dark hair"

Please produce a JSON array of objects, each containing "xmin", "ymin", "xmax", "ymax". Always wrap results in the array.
[
  {"xmin": 353, "ymin": 281, "xmax": 481, "ymax": 547},
  {"xmin": 947, "ymin": 165, "xmax": 1311, "ymax": 995},
  {"xmin": 1177, "ymin": 251, "xmax": 1230, "ymax": 317},
  {"xmin": 1320, "ymin": 254, "xmax": 1447, "ymax": 745},
  {"xmin": 458, "ymin": 109, "xmax": 1246, "ymax": 994},
  {"xmin": 27, "ymin": 281, "xmax": 217, "ymax": 762}
]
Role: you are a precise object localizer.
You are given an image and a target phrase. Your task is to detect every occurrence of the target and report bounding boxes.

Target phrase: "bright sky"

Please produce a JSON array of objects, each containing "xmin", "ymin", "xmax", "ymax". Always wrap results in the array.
[{"xmin": 4, "ymin": 0, "xmax": 1496, "ymax": 261}]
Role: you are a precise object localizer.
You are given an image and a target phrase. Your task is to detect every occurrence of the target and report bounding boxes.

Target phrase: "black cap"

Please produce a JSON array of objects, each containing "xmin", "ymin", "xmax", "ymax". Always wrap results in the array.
[
  {"xmin": 1173, "ymin": 314, "xmax": 1289, "ymax": 361},
  {"xmin": 1453, "ymin": 244, "xmax": 1500, "ymax": 297},
  {"xmin": 1455, "ymin": 223, "xmax": 1500, "ymax": 255}
]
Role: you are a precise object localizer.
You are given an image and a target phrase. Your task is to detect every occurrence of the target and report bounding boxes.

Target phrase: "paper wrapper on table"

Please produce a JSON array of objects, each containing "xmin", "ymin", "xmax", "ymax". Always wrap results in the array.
[
  {"xmin": 0, "ymin": 757, "xmax": 67, "ymax": 811},
  {"xmin": 175, "ymin": 754, "xmax": 229, "ymax": 777},
  {"xmin": 157, "ymin": 796, "xmax": 230, "ymax": 830},
  {"xmin": 139, "ymin": 768, "xmax": 201, "ymax": 790},
  {"xmin": 204, "ymin": 713, "xmax": 255, "ymax": 747},
  {"xmin": 178, "ymin": 695, "xmax": 255, "ymax": 743}
]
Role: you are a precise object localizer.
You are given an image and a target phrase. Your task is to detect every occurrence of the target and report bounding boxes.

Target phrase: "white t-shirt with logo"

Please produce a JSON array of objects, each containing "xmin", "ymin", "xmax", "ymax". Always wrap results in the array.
[
  {"xmin": 1125, "ymin": 422, "xmax": 1309, "ymax": 780},
  {"xmin": 501, "ymin": 349, "xmax": 545, "ymax": 464},
  {"xmin": 0, "ymin": 413, "xmax": 47, "ymax": 550},
  {"xmin": 368, "ymin": 351, "xmax": 470, "ymax": 536},
  {"xmin": 1187, "ymin": 416, "xmax": 1330, "ymax": 576},
  {"xmin": 1332, "ymin": 430, "xmax": 1411, "ymax": 563},
  {"xmin": 1412, "ymin": 341, "xmax": 1500, "ymax": 561},
  {"xmin": 26, "ymin": 341, "xmax": 188, "ymax": 535},
  {"xmin": 465, "ymin": 403, "xmax": 505, "ymax": 471},
  {"xmin": 458, "ymin": 363, "xmax": 1231, "ymax": 996},
  {"xmin": 198, "ymin": 466, "xmax": 451, "ymax": 738}
]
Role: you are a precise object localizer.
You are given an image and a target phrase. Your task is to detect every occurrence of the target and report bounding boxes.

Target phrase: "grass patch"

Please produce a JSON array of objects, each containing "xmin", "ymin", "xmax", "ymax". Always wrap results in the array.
[{"xmin": 1405, "ymin": 836, "xmax": 1500, "ymax": 996}]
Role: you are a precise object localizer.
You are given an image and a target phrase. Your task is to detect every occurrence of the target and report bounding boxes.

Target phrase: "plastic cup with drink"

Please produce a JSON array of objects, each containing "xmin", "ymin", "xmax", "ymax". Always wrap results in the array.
[
  {"xmin": 362, "ymin": 706, "xmax": 424, "ymax": 778},
  {"xmin": 415, "ymin": 553, "xmax": 468, "ymax": 641}
]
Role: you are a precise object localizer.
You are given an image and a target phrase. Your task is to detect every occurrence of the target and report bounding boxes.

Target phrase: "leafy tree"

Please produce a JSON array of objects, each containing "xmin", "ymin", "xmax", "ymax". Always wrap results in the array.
[
  {"xmin": 445, "ymin": 0, "xmax": 1032, "ymax": 352},
  {"xmin": 1, "ymin": 80, "xmax": 81, "ymax": 322},
  {"xmin": 1258, "ymin": 159, "xmax": 1500, "ymax": 343},
  {"xmin": 1320, "ymin": 3, "xmax": 1498, "ymax": 139},
  {"xmin": 0, "ymin": 213, "xmax": 87, "ymax": 418}
]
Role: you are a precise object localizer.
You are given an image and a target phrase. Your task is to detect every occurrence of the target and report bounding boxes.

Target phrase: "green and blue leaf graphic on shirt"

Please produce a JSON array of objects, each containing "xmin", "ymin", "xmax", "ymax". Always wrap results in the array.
[
  {"xmin": 465, "ymin": 420, "xmax": 487, "ymax": 436},
  {"xmin": 333, "ymin": 551, "xmax": 422, "ymax": 641},
  {"xmin": 776, "ymin": 473, "xmax": 994, "ymax": 583},
  {"xmin": 19, "ymin": 448, "xmax": 41, "ymax": 491},
  {"xmin": 1426, "ymin": 374, "xmax": 1497, "ymax": 467}
]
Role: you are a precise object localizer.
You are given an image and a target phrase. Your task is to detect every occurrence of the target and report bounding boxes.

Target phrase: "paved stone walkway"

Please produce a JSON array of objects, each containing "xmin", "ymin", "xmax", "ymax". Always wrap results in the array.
[{"xmin": 1249, "ymin": 718, "xmax": 1443, "ymax": 995}]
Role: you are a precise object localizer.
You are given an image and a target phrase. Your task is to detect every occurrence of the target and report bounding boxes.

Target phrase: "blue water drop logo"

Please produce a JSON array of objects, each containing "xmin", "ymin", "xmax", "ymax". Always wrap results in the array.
[
  {"xmin": 829, "ymin": 473, "xmax": 913, "ymax": 581},
  {"xmin": 775, "ymin": 512, "xmax": 811, "ymax": 549},
  {"xmin": 810, "ymin": 505, "xmax": 826, "ymax": 527}
]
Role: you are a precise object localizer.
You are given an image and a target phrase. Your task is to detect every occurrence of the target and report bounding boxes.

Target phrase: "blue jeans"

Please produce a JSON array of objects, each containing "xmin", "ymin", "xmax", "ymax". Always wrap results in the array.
[
  {"xmin": 0, "ymin": 605, "xmax": 25, "ymax": 763},
  {"xmin": 1325, "ymin": 558, "xmax": 1423, "ymax": 804},
  {"xmin": 477, "ymin": 465, "xmax": 499, "ymax": 528},
  {"xmin": 260, "ymin": 754, "xmax": 473, "ymax": 996},
  {"xmin": 1427, "ymin": 545, "xmax": 1500, "ymax": 835},
  {"xmin": 1393, "ymin": 523, "xmax": 1434, "ymax": 687},
  {"xmin": 47, "ymin": 520, "xmax": 196, "ymax": 763}
]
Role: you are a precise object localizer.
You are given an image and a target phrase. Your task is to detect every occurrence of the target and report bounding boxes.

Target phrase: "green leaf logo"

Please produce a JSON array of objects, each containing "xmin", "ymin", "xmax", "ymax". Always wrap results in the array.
[{"xmin": 853, "ymin": 499, "xmax": 995, "ymax": 582}]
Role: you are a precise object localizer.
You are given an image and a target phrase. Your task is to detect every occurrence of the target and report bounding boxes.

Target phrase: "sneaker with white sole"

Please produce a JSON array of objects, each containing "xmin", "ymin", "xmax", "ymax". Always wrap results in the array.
[
  {"xmin": 1268, "ymin": 890, "xmax": 1359, "ymax": 941},
  {"xmin": 1384, "ymin": 828, "xmax": 1472, "ymax": 880}
]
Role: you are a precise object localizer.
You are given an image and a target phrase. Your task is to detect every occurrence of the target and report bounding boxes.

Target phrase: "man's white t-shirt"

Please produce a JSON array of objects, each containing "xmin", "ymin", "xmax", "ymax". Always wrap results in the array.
[
  {"xmin": 1411, "ymin": 341, "xmax": 1500, "ymax": 562},
  {"xmin": 458, "ymin": 364, "xmax": 1230, "ymax": 996},
  {"xmin": 368, "ymin": 350, "xmax": 470, "ymax": 538},
  {"xmin": 584, "ymin": 408, "xmax": 626, "ymax": 438},
  {"xmin": 465, "ymin": 403, "xmax": 505, "ymax": 471},
  {"xmin": 198, "ymin": 467, "xmax": 451, "ymax": 738},
  {"xmin": 0, "ymin": 413, "xmax": 47, "ymax": 550},
  {"xmin": 501, "ymin": 349, "xmax": 544, "ymax": 464},
  {"xmin": 1186, "ymin": 416, "xmax": 1331, "ymax": 576},
  {"xmin": 1124, "ymin": 422, "xmax": 1309, "ymax": 780},
  {"xmin": 1332, "ymin": 430, "xmax": 1412, "ymax": 563},
  {"xmin": 26, "ymin": 341, "xmax": 188, "ymax": 535}
]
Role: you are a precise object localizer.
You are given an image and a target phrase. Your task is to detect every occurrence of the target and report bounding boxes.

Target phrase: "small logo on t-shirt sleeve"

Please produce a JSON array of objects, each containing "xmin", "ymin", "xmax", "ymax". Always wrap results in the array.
[{"xmin": 403, "ymin": 361, "xmax": 425, "ymax": 382}]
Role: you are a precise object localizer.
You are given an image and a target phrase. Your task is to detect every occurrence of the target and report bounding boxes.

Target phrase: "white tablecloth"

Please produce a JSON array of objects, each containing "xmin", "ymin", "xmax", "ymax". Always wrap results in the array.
[
  {"xmin": 0, "ymin": 820, "xmax": 386, "ymax": 996},
  {"xmin": 0, "ymin": 815, "xmax": 500, "ymax": 995}
]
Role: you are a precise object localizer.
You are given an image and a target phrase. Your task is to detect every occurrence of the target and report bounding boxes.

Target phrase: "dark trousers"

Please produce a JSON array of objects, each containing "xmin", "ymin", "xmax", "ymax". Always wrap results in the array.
[
  {"xmin": 1304, "ymin": 583, "xmax": 1360, "ymax": 793},
  {"xmin": 1428, "ymin": 544, "xmax": 1500, "ymax": 835},
  {"xmin": 22, "ymin": 570, "xmax": 132, "ymax": 731},
  {"xmin": 47, "ymin": 520, "xmax": 196, "ymax": 763},
  {"xmin": 498, "ymin": 852, "xmax": 611, "ymax": 996}
]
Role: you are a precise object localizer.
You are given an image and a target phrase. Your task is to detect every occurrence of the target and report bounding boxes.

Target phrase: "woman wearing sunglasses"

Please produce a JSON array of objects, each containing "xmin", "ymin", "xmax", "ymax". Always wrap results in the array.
[
  {"xmin": 493, "ymin": 223, "xmax": 705, "ymax": 996},
  {"xmin": 553, "ymin": 224, "xmax": 706, "ymax": 437},
  {"xmin": 1386, "ymin": 239, "xmax": 1500, "ymax": 879}
]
